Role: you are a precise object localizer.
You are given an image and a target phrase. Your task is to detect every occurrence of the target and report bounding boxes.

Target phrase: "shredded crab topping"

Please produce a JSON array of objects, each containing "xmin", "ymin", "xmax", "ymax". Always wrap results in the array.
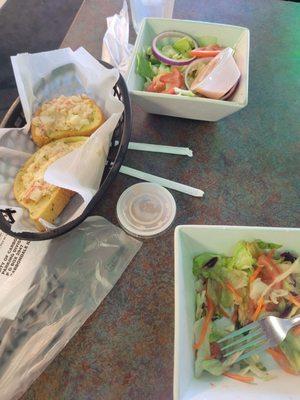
[
  {"xmin": 32, "ymin": 94, "xmax": 95, "ymax": 133},
  {"xmin": 21, "ymin": 140, "xmax": 83, "ymax": 203}
]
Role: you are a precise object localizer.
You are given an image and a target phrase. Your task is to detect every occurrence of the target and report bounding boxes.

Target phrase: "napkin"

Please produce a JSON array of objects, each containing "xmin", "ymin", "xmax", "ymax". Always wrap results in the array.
[{"xmin": 102, "ymin": 1, "xmax": 134, "ymax": 76}]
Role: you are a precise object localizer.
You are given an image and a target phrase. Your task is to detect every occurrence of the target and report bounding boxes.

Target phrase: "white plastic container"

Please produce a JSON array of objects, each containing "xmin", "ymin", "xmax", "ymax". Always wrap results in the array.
[
  {"xmin": 116, "ymin": 182, "xmax": 176, "ymax": 237},
  {"xmin": 190, "ymin": 47, "xmax": 241, "ymax": 100},
  {"xmin": 174, "ymin": 225, "xmax": 300, "ymax": 400},
  {"xmin": 126, "ymin": 18, "xmax": 250, "ymax": 121}
]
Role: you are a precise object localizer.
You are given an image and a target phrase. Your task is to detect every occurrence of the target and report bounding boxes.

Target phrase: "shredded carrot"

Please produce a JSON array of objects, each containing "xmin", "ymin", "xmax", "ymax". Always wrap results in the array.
[
  {"xmin": 249, "ymin": 264, "xmax": 264, "ymax": 283},
  {"xmin": 225, "ymin": 282, "xmax": 242, "ymax": 302},
  {"xmin": 193, "ymin": 295, "xmax": 214, "ymax": 350},
  {"xmin": 267, "ymin": 348, "xmax": 299, "ymax": 375},
  {"xmin": 223, "ymin": 372, "xmax": 254, "ymax": 383},
  {"xmin": 287, "ymin": 294, "xmax": 300, "ymax": 308},
  {"xmin": 252, "ymin": 297, "xmax": 264, "ymax": 321}
]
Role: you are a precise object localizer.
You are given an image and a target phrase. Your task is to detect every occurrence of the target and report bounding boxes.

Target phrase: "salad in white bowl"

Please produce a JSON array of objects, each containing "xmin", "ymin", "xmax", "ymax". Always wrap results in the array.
[
  {"xmin": 136, "ymin": 31, "xmax": 240, "ymax": 100},
  {"xmin": 193, "ymin": 240, "xmax": 300, "ymax": 383}
]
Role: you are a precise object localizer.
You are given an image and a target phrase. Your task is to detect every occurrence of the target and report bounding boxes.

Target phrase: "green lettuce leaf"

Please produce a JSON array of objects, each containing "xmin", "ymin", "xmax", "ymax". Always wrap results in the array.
[
  {"xmin": 174, "ymin": 88, "xmax": 196, "ymax": 97},
  {"xmin": 161, "ymin": 44, "xmax": 178, "ymax": 58},
  {"xmin": 173, "ymin": 36, "xmax": 194, "ymax": 53},
  {"xmin": 220, "ymin": 287, "xmax": 234, "ymax": 308},
  {"xmin": 151, "ymin": 63, "xmax": 171, "ymax": 76},
  {"xmin": 145, "ymin": 46, "xmax": 160, "ymax": 64},
  {"xmin": 202, "ymin": 359, "xmax": 224, "ymax": 376},
  {"xmin": 207, "ymin": 278, "xmax": 221, "ymax": 306},
  {"xmin": 255, "ymin": 240, "xmax": 281, "ymax": 250},
  {"xmin": 202, "ymin": 350, "xmax": 243, "ymax": 376},
  {"xmin": 136, "ymin": 52, "xmax": 155, "ymax": 80},
  {"xmin": 228, "ymin": 241, "xmax": 255, "ymax": 271},
  {"xmin": 193, "ymin": 253, "xmax": 219, "ymax": 278},
  {"xmin": 193, "ymin": 253, "xmax": 229, "ymax": 279},
  {"xmin": 209, "ymin": 317, "xmax": 234, "ymax": 342},
  {"xmin": 220, "ymin": 268, "xmax": 249, "ymax": 290}
]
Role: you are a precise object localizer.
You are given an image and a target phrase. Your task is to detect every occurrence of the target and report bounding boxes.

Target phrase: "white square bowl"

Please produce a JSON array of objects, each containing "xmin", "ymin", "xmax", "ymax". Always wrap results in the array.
[
  {"xmin": 127, "ymin": 18, "xmax": 250, "ymax": 121},
  {"xmin": 174, "ymin": 225, "xmax": 300, "ymax": 400}
]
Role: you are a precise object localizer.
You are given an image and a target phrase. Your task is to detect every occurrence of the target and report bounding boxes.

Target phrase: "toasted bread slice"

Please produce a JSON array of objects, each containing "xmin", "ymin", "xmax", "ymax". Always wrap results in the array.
[
  {"xmin": 31, "ymin": 95, "xmax": 104, "ymax": 147},
  {"xmin": 14, "ymin": 136, "xmax": 87, "ymax": 231}
]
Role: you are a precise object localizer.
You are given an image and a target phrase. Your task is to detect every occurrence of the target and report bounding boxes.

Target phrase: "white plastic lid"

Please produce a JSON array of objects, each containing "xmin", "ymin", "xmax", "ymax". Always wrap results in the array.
[{"xmin": 116, "ymin": 183, "xmax": 176, "ymax": 238}]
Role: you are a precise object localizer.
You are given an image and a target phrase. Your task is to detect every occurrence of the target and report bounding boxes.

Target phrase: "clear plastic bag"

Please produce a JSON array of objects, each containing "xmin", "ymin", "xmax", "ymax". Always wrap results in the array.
[{"xmin": 0, "ymin": 216, "xmax": 141, "ymax": 400}]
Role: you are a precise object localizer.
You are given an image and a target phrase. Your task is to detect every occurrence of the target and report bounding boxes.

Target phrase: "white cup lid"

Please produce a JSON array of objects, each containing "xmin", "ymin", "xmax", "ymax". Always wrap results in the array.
[{"xmin": 116, "ymin": 183, "xmax": 176, "ymax": 238}]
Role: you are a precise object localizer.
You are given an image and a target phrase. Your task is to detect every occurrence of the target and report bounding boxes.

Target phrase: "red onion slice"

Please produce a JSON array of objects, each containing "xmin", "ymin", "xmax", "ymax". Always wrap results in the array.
[
  {"xmin": 152, "ymin": 31, "xmax": 197, "ymax": 66},
  {"xmin": 221, "ymin": 79, "xmax": 239, "ymax": 100}
]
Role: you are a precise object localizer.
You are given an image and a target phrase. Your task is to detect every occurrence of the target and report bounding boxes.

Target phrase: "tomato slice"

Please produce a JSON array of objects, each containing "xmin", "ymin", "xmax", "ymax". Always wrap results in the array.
[
  {"xmin": 160, "ymin": 67, "xmax": 184, "ymax": 93},
  {"xmin": 147, "ymin": 76, "xmax": 165, "ymax": 93},
  {"xmin": 190, "ymin": 49, "xmax": 220, "ymax": 58},
  {"xmin": 147, "ymin": 67, "xmax": 184, "ymax": 94},
  {"xmin": 190, "ymin": 45, "xmax": 223, "ymax": 58}
]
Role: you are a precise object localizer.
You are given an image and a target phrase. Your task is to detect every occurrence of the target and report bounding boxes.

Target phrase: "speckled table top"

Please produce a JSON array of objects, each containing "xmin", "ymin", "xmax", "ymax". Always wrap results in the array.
[{"xmin": 21, "ymin": 0, "xmax": 300, "ymax": 399}]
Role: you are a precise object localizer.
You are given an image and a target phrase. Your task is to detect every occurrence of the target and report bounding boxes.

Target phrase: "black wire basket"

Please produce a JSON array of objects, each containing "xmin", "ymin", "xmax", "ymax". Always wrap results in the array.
[{"xmin": 0, "ymin": 61, "xmax": 131, "ymax": 241}]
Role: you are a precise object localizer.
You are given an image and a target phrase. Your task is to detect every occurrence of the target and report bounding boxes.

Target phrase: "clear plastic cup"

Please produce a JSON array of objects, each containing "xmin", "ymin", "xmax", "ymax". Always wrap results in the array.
[{"xmin": 130, "ymin": 0, "xmax": 175, "ymax": 34}]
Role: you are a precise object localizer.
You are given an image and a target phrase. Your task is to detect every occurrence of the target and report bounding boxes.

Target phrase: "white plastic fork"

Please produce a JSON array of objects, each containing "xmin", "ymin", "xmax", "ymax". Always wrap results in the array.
[{"xmin": 217, "ymin": 315, "xmax": 300, "ymax": 363}]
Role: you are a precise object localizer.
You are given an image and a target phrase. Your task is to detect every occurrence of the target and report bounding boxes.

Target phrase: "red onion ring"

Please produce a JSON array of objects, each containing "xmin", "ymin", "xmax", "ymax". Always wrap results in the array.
[
  {"xmin": 152, "ymin": 31, "xmax": 197, "ymax": 66},
  {"xmin": 221, "ymin": 78, "xmax": 240, "ymax": 100}
]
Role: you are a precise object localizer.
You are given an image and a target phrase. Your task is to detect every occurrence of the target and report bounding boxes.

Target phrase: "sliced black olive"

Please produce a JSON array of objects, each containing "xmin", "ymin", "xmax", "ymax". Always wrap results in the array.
[
  {"xmin": 280, "ymin": 252, "xmax": 297, "ymax": 263},
  {"xmin": 203, "ymin": 257, "xmax": 218, "ymax": 269}
]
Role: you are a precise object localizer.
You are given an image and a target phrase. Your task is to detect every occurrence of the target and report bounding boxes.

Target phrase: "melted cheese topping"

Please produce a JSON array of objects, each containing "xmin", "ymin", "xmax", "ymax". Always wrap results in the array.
[
  {"xmin": 21, "ymin": 140, "xmax": 83, "ymax": 203},
  {"xmin": 32, "ymin": 94, "xmax": 95, "ymax": 134}
]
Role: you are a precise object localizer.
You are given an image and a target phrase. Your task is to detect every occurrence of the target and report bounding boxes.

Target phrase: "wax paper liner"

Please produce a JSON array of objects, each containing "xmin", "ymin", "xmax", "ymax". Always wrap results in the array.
[{"xmin": 0, "ymin": 47, "xmax": 124, "ymax": 233}]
